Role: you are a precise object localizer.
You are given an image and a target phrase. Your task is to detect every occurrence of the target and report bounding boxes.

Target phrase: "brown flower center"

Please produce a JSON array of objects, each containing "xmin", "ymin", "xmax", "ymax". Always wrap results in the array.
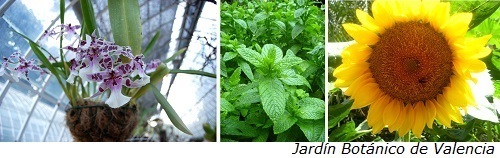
[{"xmin": 369, "ymin": 22, "xmax": 453, "ymax": 103}]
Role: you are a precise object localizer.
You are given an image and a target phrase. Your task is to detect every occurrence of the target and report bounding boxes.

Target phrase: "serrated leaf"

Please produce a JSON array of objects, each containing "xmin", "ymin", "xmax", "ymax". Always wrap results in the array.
[
  {"xmin": 229, "ymin": 67, "xmax": 241, "ymax": 86},
  {"xmin": 297, "ymin": 119, "xmax": 324, "ymax": 142},
  {"xmin": 328, "ymin": 100, "xmax": 352, "ymax": 129},
  {"xmin": 237, "ymin": 88, "xmax": 260, "ymax": 105},
  {"xmin": 220, "ymin": 98, "xmax": 235, "ymax": 112},
  {"xmin": 237, "ymin": 48, "xmax": 264, "ymax": 68},
  {"xmin": 297, "ymin": 0, "xmax": 305, "ymax": 6},
  {"xmin": 227, "ymin": 82, "xmax": 258, "ymax": 99},
  {"xmin": 274, "ymin": 21, "xmax": 286, "ymax": 31},
  {"xmin": 296, "ymin": 97, "xmax": 325, "ymax": 120},
  {"xmin": 238, "ymin": 60, "xmax": 254, "ymax": 81},
  {"xmin": 248, "ymin": 20, "xmax": 257, "ymax": 34},
  {"xmin": 234, "ymin": 19, "xmax": 247, "ymax": 29},
  {"xmin": 292, "ymin": 24, "xmax": 305, "ymax": 39},
  {"xmin": 221, "ymin": 116, "xmax": 259, "ymax": 137},
  {"xmin": 275, "ymin": 56, "xmax": 303, "ymax": 70},
  {"xmin": 259, "ymin": 78, "xmax": 287, "ymax": 121},
  {"xmin": 328, "ymin": 121, "xmax": 369, "ymax": 142},
  {"xmin": 261, "ymin": 44, "xmax": 283, "ymax": 61},
  {"xmin": 273, "ymin": 111, "xmax": 298, "ymax": 134},
  {"xmin": 223, "ymin": 51, "xmax": 238, "ymax": 61},
  {"xmin": 253, "ymin": 12, "xmax": 269, "ymax": 22},
  {"xmin": 294, "ymin": 8, "xmax": 306, "ymax": 19},
  {"xmin": 253, "ymin": 129, "xmax": 269, "ymax": 142}
]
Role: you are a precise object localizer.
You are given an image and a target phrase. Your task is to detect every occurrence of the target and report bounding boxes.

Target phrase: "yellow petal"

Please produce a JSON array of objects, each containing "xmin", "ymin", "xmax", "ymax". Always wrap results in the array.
[
  {"xmin": 388, "ymin": 0, "xmax": 409, "ymax": 22},
  {"xmin": 435, "ymin": 95, "xmax": 452, "ymax": 127},
  {"xmin": 356, "ymin": 9, "xmax": 383, "ymax": 34},
  {"xmin": 367, "ymin": 95, "xmax": 391, "ymax": 127},
  {"xmin": 372, "ymin": 0, "xmax": 394, "ymax": 29},
  {"xmin": 448, "ymin": 105, "xmax": 464, "ymax": 124},
  {"xmin": 407, "ymin": 0, "xmax": 423, "ymax": 21},
  {"xmin": 421, "ymin": 0, "xmax": 440, "ymax": 23},
  {"xmin": 383, "ymin": 99, "xmax": 400, "ymax": 126},
  {"xmin": 442, "ymin": 13, "xmax": 472, "ymax": 40},
  {"xmin": 449, "ymin": 75, "xmax": 475, "ymax": 106},
  {"xmin": 388, "ymin": 99, "xmax": 405, "ymax": 132},
  {"xmin": 429, "ymin": 2, "xmax": 450, "ymax": 31},
  {"xmin": 425, "ymin": 100, "xmax": 437, "ymax": 129},
  {"xmin": 344, "ymin": 73, "xmax": 373, "ymax": 96},
  {"xmin": 352, "ymin": 83, "xmax": 382, "ymax": 109},
  {"xmin": 342, "ymin": 43, "xmax": 372, "ymax": 63},
  {"xmin": 443, "ymin": 86, "xmax": 467, "ymax": 108},
  {"xmin": 412, "ymin": 101, "xmax": 427, "ymax": 138},
  {"xmin": 398, "ymin": 105, "xmax": 414, "ymax": 137},
  {"xmin": 343, "ymin": 24, "xmax": 380, "ymax": 45},
  {"xmin": 467, "ymin": 59, "xmax": 487, "ymax": 72},
  {"xmin": 333, "ymin": 62, "xmax": 369, "ymax": 81},
  {"xmin": 372, "ymin": 122, "xmax": 385, "ymax": 134}
]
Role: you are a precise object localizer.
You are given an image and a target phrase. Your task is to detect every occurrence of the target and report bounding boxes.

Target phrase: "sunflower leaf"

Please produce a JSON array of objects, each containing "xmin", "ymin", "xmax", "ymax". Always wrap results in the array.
[
  {"xmin": 328, "ymin": 121, "xmax": 369, "ymax": 142},
  {"xmin": 328, "ymin": 100, "xmax": 352, "ymax": 129}
]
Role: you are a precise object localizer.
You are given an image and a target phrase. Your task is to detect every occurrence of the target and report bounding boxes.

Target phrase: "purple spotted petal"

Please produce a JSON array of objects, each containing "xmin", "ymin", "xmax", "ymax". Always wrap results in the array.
[
  {"xmin": 86, "ymin": 82, "xmax": 109, "ymax": 99},
  {"xmin": 104, "ymin": 77, "xmax": 130, "ymax": 108},
  {"xmin": 123, "ymin": 76, "xmax": 150, "ymax": 88},
  {"xmin": 85, "ymin": 71, "xmax": 109, "ymax": 82},
  {"xmin": 145, "ymin": 59, "xmax": 161, "ymax": 73}
]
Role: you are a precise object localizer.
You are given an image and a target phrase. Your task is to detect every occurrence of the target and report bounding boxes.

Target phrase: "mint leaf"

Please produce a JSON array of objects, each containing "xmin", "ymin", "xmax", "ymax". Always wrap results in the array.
[
  {"xmin": 296, "ymin": 97, "xmax": 325, "ymax": 120},
  {"xmin": 294, "ymin": 8, "xmax": 306, "ymax": 19},
  {"xmin": 237, "ymin": 48, "xmax": 264, "ymax": 68},
  {"xmin": 223, "ymin": 51, "xmax": 238, "ymax": 61},
  {"xmin": 238, "ymin": 60, "xmax": 254, "ymax": 81},
  {"xmin": 234, "ymin": 19, "xmax": 247, "ymax": 29},
  {"xmin": 221, "ymin": 116, "xmax": 259, "ymax": 137},
  {"xmin": 275, "ymin": 56, "xmax": 303, "ymax": 70},
  {"xmin": 297, "ymin": 119, "xmax": 324, "ymax": 142},
  {"xmin": 229, "ymin": 67, "xmax": 241, "ymax": 86},
  {"xmin": 259, "ymin": 78, "xmax": 287, "ymax": 121},
  {"xmin": 274, "ymin": 21, "xmax": 286, "ymax": 31},
  {"xmin": 253, "ymin": 129, "xmax": 270, "ymax": 142},
  {"xmin": 273, "ymin": 111, "xmax": 298, "ymax": 134},
  {"xmin": 220, "ymin": 98, "xmax": 235, "ymax": 112},
  {"xmin": 261, "ymin": 44, "xmax": 283, "ymax": 62},
  {"xmin": 292, "ymin": 24, "xmax": 305, "ymax": 39},
  {"xmin": 254, "ymin": 12, "xmax": 269, "ymax": 22}
]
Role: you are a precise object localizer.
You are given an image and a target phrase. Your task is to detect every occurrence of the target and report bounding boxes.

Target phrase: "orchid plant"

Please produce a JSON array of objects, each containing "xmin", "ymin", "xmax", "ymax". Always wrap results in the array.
[{"xmin": 0, "ymin": 0, "xmax": 197, "ymax": 135}]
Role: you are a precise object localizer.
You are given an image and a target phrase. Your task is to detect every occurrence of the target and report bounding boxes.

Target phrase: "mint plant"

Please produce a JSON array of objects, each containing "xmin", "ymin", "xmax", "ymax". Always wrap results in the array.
[{"xmin": 221, "ymin": 0, "xmax": 325, "ymax": 142}]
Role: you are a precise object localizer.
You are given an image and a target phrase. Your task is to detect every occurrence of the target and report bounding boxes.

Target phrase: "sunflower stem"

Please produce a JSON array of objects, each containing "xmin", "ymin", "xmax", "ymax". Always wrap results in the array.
[{"xmin": 487, "ymin": 122, "xmax": 493, "ymax": 142}]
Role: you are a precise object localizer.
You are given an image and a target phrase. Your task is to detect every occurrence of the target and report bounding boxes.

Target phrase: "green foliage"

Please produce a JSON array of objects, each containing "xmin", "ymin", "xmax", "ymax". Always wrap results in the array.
[
  {"xmin": 221, "ymin": 0, "xmax": 325, "ymax": 142},
  {"xmin": 108, "ymin": 0, "xmax": 143, "ymax": 55}
]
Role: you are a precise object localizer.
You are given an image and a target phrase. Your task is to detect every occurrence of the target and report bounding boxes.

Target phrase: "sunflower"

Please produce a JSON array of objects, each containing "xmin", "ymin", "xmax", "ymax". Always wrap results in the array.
[{"xmin": 333, "ymin": 0, "xmax": 492, "ymax": 138}]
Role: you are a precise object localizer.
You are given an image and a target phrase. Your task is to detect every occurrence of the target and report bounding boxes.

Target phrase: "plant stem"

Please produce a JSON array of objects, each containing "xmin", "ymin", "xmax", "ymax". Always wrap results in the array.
[
  {"xmin": 169, "ymin": 69, "xmax": 216, "ymax": 78},
  {"xmin": 487, "ymin": 122, "xmax": 493, "ymax": 142}
]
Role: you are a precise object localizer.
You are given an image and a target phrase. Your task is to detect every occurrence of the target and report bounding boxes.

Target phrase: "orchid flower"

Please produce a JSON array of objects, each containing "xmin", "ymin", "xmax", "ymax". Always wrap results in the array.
[{"xmin": 0, "ymin": 52, "xmax": 48, "ymax": 82}]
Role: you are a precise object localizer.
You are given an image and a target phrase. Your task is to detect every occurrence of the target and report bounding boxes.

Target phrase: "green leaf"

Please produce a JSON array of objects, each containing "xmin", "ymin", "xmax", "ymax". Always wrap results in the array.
[
  {"xmin": 259, "ymin": 78, "xmax": 287, "ymax": 121},
  {"xmin": 485, "ymin": 50, "xmax": 500, "ymax": 80},
  {"xmin": 275, "ymin": 56, "xmax": 303, "ymax": 70},
  {"xmin": 248, "ymin": 21, "xmax": 257, "ymax": 34},
  {"xmin": 142, "ymin": 31, "xmax": 160, "ymax": 57},
  {"xmin": 280, "ymin": 69, "xmax": 311, "ymax": 89},
  {"xmin": 296, "ymin": 119, "xmax": 325, "ymax": 142},
  {"xmin": 295, "ymin": 97, "xmax": 325, "ymax": 120},
  {"xmin": 220, "ymin": 98, "xmax": 235, "ymax": 112},
  {"xmin": 297, "ymin": 0, "xmax": 305, "ymax": 6},
  {"xmin": 237, "ymin": 48, "xmax": 264, "ymax": 67},
  {"xmin": 238, "ymin": 60, "xmax": 254, "ymax": 81},
  {"xmin": 292, "ymin": 24, "xmax": 305, "ymax": 39},
  {"xmin": 273, "ymin": 21, "xmax": 286, "ymax": 31},
  {"xmin": 294, "ymin": 8, "xmax": 306, "ymax": 19},
  {"xmin": 229, "ymin": 67, "xmax": 241, "ymax": 86},
  {"xmin": 236, "ymin": 88, "xmax": 260, "ymax": 105},
  {"xmin": 221, "ymin": 116, "xmax": 259, "ymax": 137},
  {"xmin": 168, "ymin": 69, "xmax": 216, "ymax": 78},
  {"xmin": 261, "ymin": 44, "xmax": 283, "ymax": 61},
  {"xmin": 164, "ymin": 47, "xmax": 187, "ymax": 63},
  {"xmin": 223, "ymin": 51, "xmax": 238, "ymax": 61},
  {"xmin": 80, "ymin": 0, "xmax": 98, "ymax": 36},
  {"xmin": 328, "ymin": 100, "xmax": 352, "ymax": 129},
  {"xmin": 150, "ymin": 84, "xmax": 192, "ymax": 135},
  {"xmin": 252, "ymin": 130, "xmax": 269, "ymax": 142},
  {"xmin": 253, "ymin": 12, "xmax": 269, "ymax": 23},
  {"xmin": 328, "ymin": 121, "xmax": 370, "ymax": 142},
  {"xmin": 29, "ymin": 42, "xmax": 67, "ymax": 95},
  {"xmin": 469, "ymin": 1, "xmax": 500, "ymax": 29},
  {"xmin": 273, "ymin": 111, "xmax": 298, "ymax": 134},
  {"xmin": 108, "ymin": 0, "xmax": 143, "ymax": 55},
  {"xmin": 235, "ymin": 19, "xmax": 247, "ymax": 29}
]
